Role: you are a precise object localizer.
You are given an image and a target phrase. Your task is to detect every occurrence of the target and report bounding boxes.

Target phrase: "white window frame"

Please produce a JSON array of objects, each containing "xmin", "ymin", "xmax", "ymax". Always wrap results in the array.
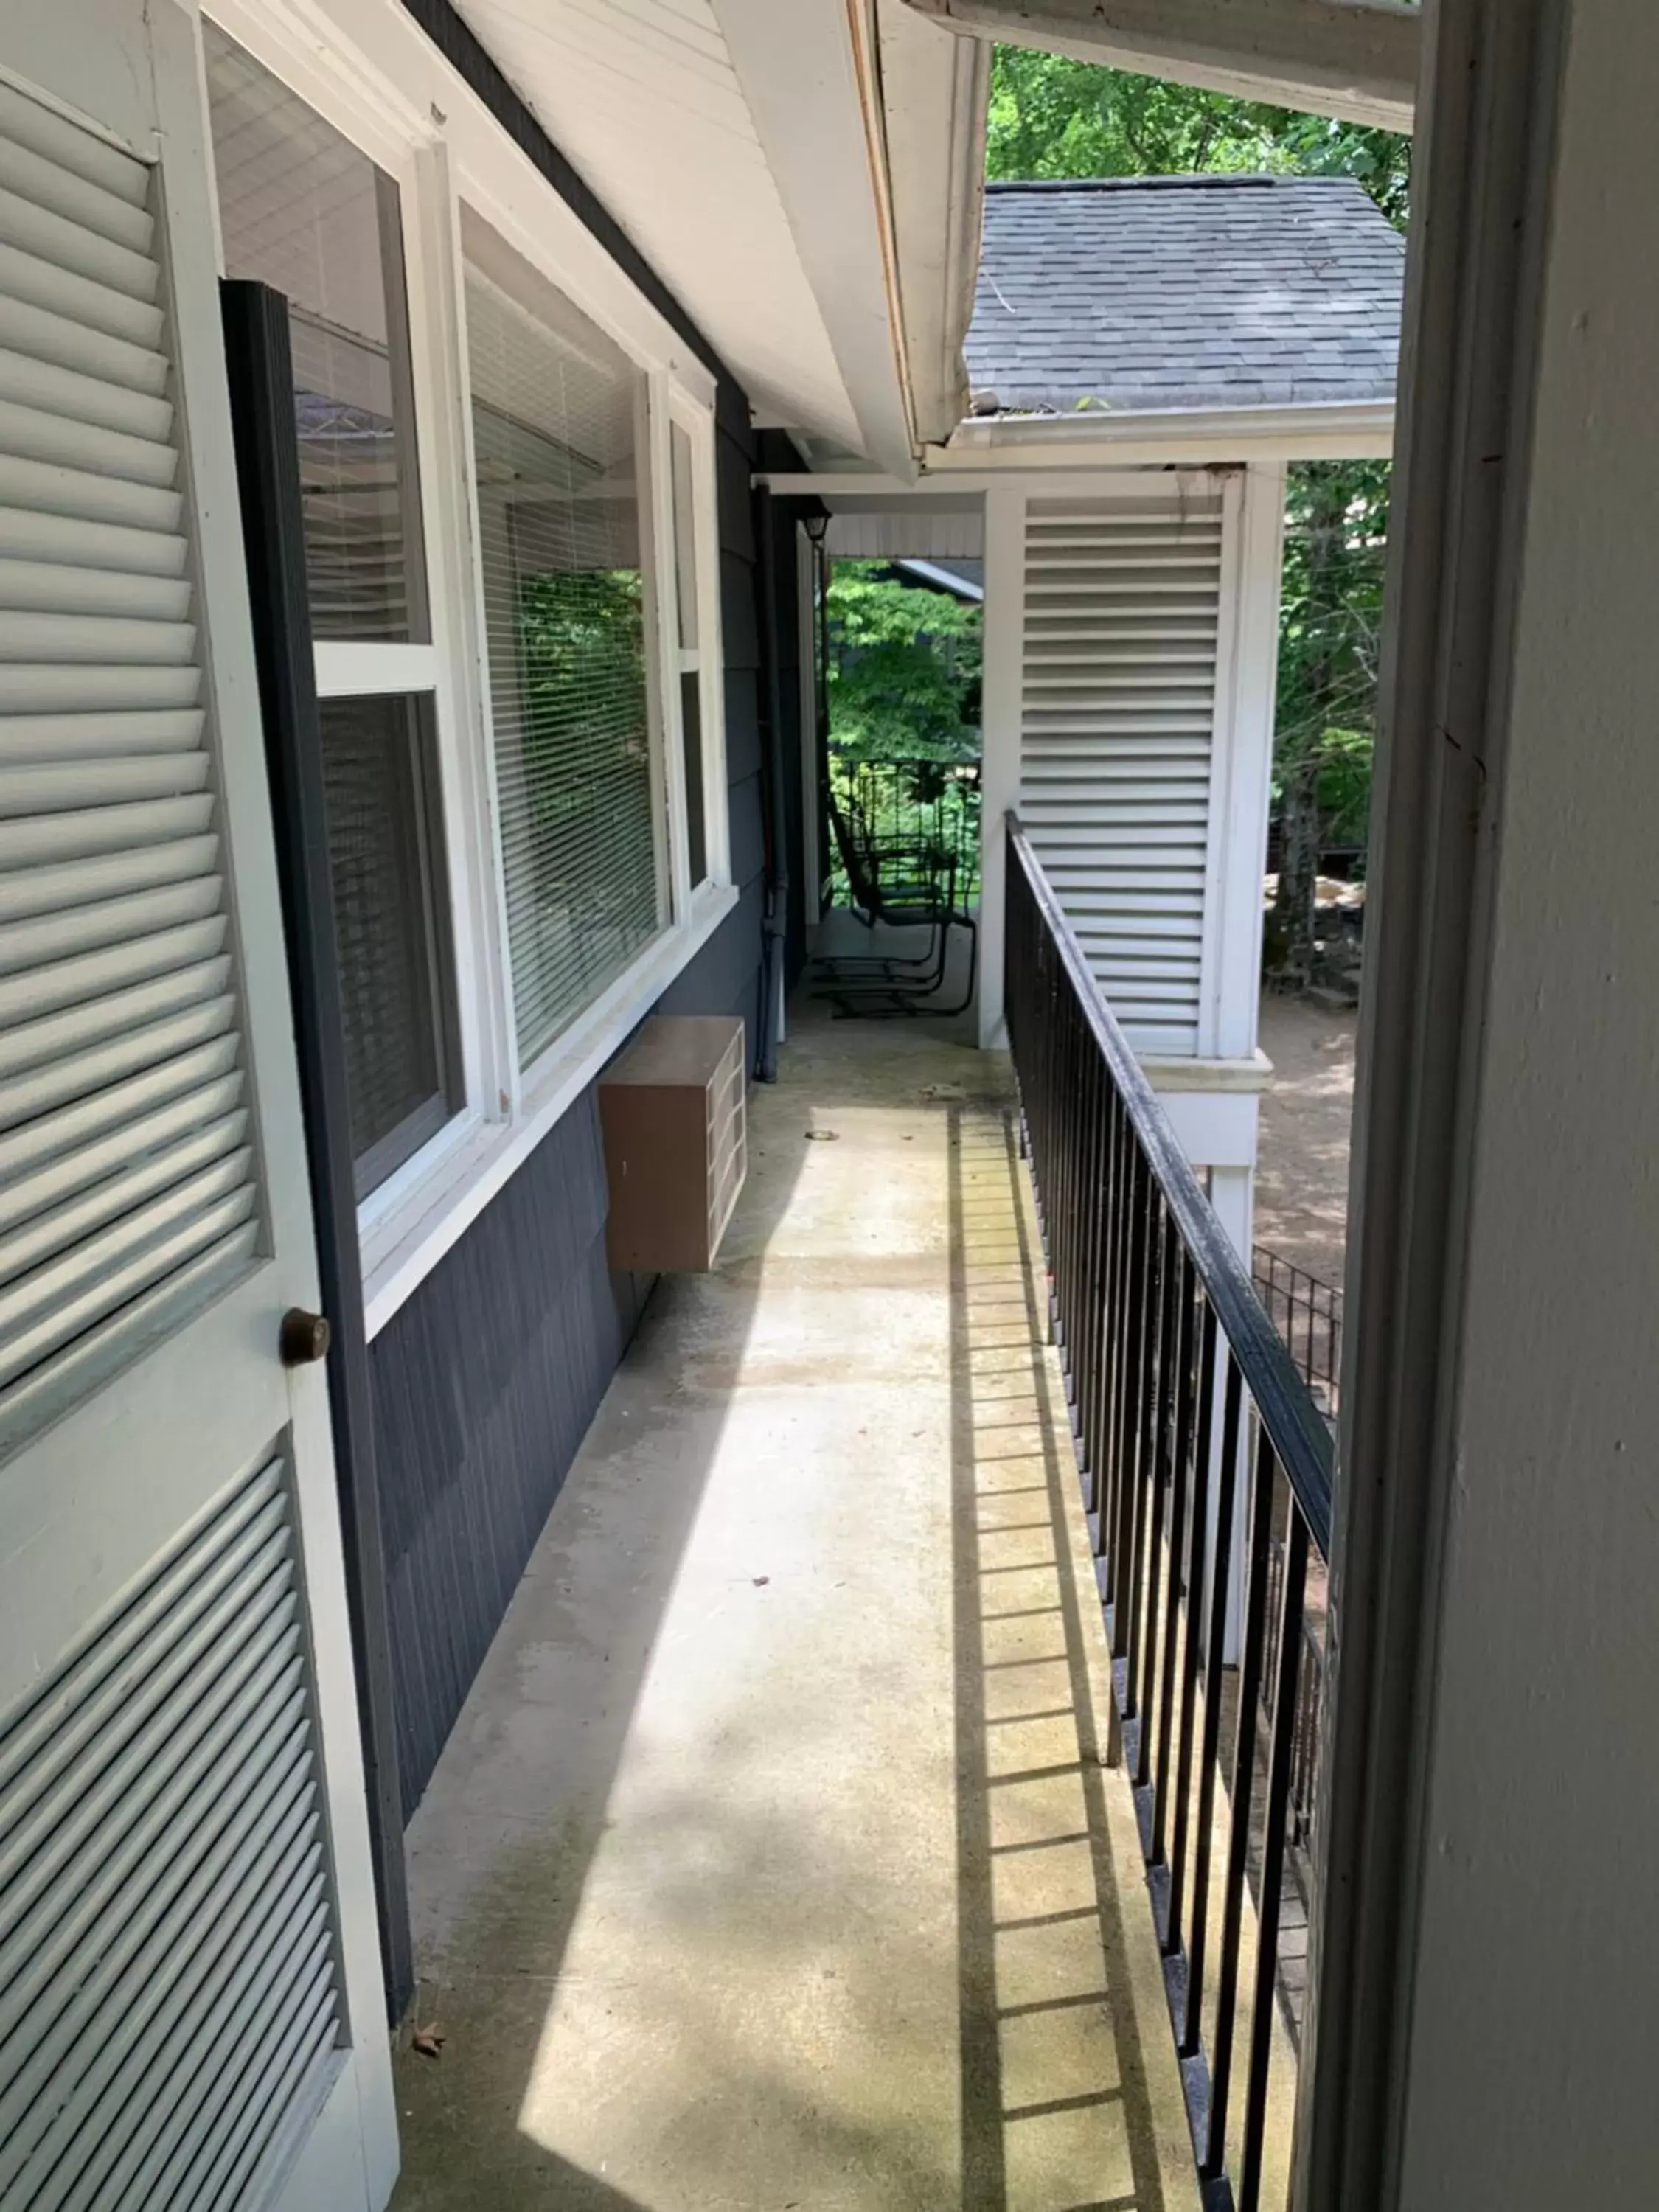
[
  {"xmin": 667, "ymin": 386, "xmax": 731, "ymax": 892},
  {"xmin": 195, "ymin": 0, "xmax": 735, "ymax": 1333}
]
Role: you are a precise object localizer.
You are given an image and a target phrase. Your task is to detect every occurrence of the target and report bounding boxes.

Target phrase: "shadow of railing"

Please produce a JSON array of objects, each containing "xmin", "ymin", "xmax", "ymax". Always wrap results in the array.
[
  {"xmin": 949, "ymin": 1103, "xmax": 1173, "ymax": 2212},
  {"xmin": 392, "ymin": 1015, "xmax": 1189, "ymax": 2211}
]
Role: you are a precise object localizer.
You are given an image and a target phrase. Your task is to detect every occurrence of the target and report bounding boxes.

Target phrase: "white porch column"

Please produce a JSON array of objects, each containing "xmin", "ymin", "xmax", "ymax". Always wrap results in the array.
[
  {"xmin": 1302, "ymin": 2, "xmax": 1659, "ymax": 2206},
  {"xmin": 978, "ymin": 481, "xmax": 1026, "ymax": 1046},
  {"xmin": 1206, "ymin": 461, "xmax": 1285, "ymax": 1063}
]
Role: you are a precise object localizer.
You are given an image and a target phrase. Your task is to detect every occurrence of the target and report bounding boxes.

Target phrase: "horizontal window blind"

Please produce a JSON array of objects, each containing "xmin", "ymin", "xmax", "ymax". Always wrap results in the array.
[
  {"xmin": 0, "ymin": 1455, "xmax": 340, "ymax": 2208},
  {"xmin": 1020, "ymin": 490, "xmax": 1225, "ymax": 1056},
  {"xmin": 0, "ymin": 77, "xmax": 261, "ymax": 1455},
  {"xmin": 462, "ymin": 209, "xmax": 665, "ymax": 1069},
  {"xmin": 203, "ymin": 21, "xmax": 429, "ymax": 644}
]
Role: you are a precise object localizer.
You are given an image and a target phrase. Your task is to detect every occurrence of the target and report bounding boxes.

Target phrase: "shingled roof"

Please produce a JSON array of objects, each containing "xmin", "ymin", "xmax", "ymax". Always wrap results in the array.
[{"xmin": 965, "ymin": 175, "xmax": 1404, "ymax": 417}]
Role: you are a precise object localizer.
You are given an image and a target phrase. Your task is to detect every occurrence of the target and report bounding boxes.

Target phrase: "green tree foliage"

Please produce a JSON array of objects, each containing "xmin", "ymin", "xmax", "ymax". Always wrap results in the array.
[
  {"xmin": 825, "ymin": 561, "xmax": 982, "ymax": 765},
  {"xmin": 824, "ymin": 561, "xmax": 984, "ymax": 899},
  {"xmin": 517, "ymin": 567, "xmax": 655, "ymax": 891},
  {"xmin": 1273, "ymin": 463, "xmax": 1390, "ymax": 976},
  {"xmin": 986, "ymin": 46, "xmax": 1410, "ymax": 212},
  {"xmin": 985, "ymin": 48, "xmax": 1408, "ymax": 977}
]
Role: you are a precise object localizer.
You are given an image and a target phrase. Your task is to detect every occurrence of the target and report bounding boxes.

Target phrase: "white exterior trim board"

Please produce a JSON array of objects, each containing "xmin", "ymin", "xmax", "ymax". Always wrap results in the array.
[{"xmin": 977, "ymin": 480, "xmax": 1026, "ymax": 1047}]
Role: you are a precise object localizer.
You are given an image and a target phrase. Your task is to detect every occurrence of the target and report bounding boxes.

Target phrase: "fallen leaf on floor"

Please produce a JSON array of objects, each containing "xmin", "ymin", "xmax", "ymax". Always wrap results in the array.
[
  {"xmin": 411, "ymin": 2027, "xmax": 445, "ymax": 2060},
  {"xmin": 804, "ymin": 1128, "xmax": 839, "ymax": 1142}
]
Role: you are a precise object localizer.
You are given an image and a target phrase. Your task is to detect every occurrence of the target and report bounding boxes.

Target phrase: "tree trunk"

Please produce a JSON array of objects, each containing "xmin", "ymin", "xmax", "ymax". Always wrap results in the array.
[
  {"xmin": 1276, "ymin": 763, "xmax": 1321, "ymax": 984},
  {"xmin": 1273, "ymin": 466, "xmax": 1350, "ymax": 987}
]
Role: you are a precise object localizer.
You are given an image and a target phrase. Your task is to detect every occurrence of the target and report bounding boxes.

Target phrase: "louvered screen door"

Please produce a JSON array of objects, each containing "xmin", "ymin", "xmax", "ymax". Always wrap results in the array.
[
  {"xmin": 0, "ymin": 10, "xmax": 396, "ymax": 2211},
  {"xmin": 1019, "ymin": 480, "xmax": 1236, "ymax": 1056}
]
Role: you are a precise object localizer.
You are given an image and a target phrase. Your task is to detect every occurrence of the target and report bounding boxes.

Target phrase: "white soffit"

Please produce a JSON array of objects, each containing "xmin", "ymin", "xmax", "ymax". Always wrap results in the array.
[
  {"xmin": 826, "ymin": 495, "xmax": 985, "ymax": 557},
  {"xmin": 448, "ymin": 0, "xmax": 863, "ymax": 449}
]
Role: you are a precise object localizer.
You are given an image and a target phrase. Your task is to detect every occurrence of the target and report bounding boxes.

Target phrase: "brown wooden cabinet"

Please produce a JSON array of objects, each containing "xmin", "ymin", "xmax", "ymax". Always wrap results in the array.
[{"xmin": 598, "ymin": 1015, "xmax": 747, "ymax": 1271}]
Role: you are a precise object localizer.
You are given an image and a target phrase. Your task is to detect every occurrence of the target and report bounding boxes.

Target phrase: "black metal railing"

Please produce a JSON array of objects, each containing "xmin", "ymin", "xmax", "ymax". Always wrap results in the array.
[
  {"xmin": 1253, "ymin": 1245, "xmax": 1344, "ymax": 1419},
  {"xmin": 1005, "ymin": 816, "xmax": 1334, "ymax": 2212},
  {"xmin": 827, "ymin": 756, "xmax": 981, "ymax": 908}
]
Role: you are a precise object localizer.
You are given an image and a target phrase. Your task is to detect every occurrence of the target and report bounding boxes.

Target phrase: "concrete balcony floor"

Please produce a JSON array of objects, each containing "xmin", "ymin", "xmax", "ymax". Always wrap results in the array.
[{"xmin": 391, "ymin": 994, "xmax": 1200, "ymax": 2212}]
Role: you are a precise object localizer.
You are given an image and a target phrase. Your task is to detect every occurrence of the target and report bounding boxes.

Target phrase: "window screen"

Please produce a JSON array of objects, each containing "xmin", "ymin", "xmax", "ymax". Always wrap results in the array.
[
  {"xmin": 319, "ymin": 695, "xmax": 460, "ymax": 1196},
  {"xmin": 462, "ymin": 209, "xmax": 667, "ymax": 1069},
  {"xmin": 204, "ymin": 22, "xmax": 429, "ymax": 642}
]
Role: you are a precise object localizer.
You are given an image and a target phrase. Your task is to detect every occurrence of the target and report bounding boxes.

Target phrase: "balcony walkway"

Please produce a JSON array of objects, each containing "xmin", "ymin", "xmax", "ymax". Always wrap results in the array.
[{"xmin": 390, "ymin": 999, "xmax": 1199, "ymax": 2212}]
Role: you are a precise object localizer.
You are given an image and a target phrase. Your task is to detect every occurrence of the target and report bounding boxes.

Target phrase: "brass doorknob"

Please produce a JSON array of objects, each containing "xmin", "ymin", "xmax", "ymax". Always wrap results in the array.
[{"xmin": 279, "ymin": 1307, "xmax": 332, "ymax": 1367}]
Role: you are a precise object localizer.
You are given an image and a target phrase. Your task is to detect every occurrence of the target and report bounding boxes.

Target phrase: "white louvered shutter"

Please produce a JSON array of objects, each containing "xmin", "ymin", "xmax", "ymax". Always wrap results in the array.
[
  {"xmin": 1020, "ymin": 488, "xmax": 1227, "ymax": 1055},
  {"xmin": 0, "ymin": 1456, "xmax": 338, "ymax": 2210},
  {"xmin": 0, "ymin": 62, "xmax": 361, "ymax": 2212},
  {"xmin": 0, "ymin": 77, "xmax": 260, "ymax": 1451}
]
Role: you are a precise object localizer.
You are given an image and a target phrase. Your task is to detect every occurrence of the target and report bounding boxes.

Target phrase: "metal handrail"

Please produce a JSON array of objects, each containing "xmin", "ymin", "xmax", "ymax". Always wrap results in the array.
[
  {"xmin": 1253, "ymin": 1244, "xmax": 1344, "ymax": 1418},
  {"xmin": 1007, "ymin": 813, "xmax": 1332, "ymax": 1559},
  {"xmin": 1004, "ymin": 812, "xmax": 1335, "ymax": 2212}
]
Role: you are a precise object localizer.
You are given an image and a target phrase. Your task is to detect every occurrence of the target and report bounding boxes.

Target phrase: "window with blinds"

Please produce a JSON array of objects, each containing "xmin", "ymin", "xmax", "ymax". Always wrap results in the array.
[
  {"xmin": 462, "ymin": 208, "xmax": 667, "ymax": 1071},
  {"xmin": 204, "ymin": 27, "xmax": 461, "ymax": 1203},
  {"xmin": 202, "ymin": 20, "xmax": 428, "ymax": 643}
]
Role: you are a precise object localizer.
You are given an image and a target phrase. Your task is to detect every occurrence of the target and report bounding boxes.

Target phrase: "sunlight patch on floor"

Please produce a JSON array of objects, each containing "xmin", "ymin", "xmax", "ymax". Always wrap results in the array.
[{"xmin": 392, "ymin": 1013, "xmax": 1197, "ymax": 2212}]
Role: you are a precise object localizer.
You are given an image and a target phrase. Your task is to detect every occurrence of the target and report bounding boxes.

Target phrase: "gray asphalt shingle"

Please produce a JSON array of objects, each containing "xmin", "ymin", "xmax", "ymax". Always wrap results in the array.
[{"xmin": 965, "ymin": 175, "xmax": 1404, "ymax": 416}]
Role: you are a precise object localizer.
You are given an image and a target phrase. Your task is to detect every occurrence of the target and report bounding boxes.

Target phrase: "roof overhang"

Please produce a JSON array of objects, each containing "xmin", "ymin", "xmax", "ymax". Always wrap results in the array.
[
  {"xmin": 938, "ymin": 397, "xmax": 1397, "ymax": 465},
  {"xmin": 897, "ymin": 0, "xmax": 1419, "ymax": 133},
  {"xmin": 716, "ymin": 0, "xmax": 990, "ymax": 472},
  {"xmin": 712, "ymin": 0, "xmax": 914, "ymax": 476},
  {"xmin": 447, "ymin": 0, "xmax": 987, "ymax": 478},
  {"xmin": 757, "ymin": 396, "xmax": 1397, "ymax": 490},
  {"xmin": 873, "ymin": 0, "xmax": 990, "ymax": 449}
]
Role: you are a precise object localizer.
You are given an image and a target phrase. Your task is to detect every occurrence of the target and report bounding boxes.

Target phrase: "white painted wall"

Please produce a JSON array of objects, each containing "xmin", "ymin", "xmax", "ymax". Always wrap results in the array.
[
  {"xmin": 1308, "ymin": 3, "xmax": 1659, "ymax": 2203},
  {"xmin": 1395, "ymin": 7, "xmax": 1659, "ymax": 2200}
]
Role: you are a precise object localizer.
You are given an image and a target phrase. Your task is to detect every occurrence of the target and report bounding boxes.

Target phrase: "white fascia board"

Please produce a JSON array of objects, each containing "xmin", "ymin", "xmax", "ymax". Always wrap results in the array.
[
  {"xmin": 874, "ymin": 0, "xmax": 989, "ymax": 449},
  {"xmin": 755, "ymin": 400, "xmax": 1395, "ymax": 491},
  {"xmin": 712, "ymin": 0, "xmax": 917, "ymax": 480},
  {"xmin": 898, "ymin": 0, "xmax": 1419, "ymax": 133},
  {"xmin": 933, "ymin": 399, "xmax": 1397, "ymax": 467}
]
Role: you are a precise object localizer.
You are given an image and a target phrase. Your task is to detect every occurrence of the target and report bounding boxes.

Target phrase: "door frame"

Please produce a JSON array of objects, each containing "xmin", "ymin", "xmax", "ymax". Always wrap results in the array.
[{"xmin": 220, "ymin": 278, "xmax": 414, "ymax": 2026}]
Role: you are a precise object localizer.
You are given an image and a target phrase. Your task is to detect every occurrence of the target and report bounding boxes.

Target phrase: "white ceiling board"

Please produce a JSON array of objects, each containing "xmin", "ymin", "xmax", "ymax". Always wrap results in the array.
[
  {"xmin": 451, "ymin": 0, "xmax": 863, "ymax": 446},
  {"xmin": 827, "ymin": 504, "xmax": 985, "ymax": 557}
]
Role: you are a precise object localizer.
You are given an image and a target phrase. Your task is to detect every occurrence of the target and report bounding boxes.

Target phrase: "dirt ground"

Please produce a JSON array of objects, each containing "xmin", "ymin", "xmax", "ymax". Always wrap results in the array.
[{"xmin": 1254, "ymin": 992, "xmax": 1358, "ymax": 1288}]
